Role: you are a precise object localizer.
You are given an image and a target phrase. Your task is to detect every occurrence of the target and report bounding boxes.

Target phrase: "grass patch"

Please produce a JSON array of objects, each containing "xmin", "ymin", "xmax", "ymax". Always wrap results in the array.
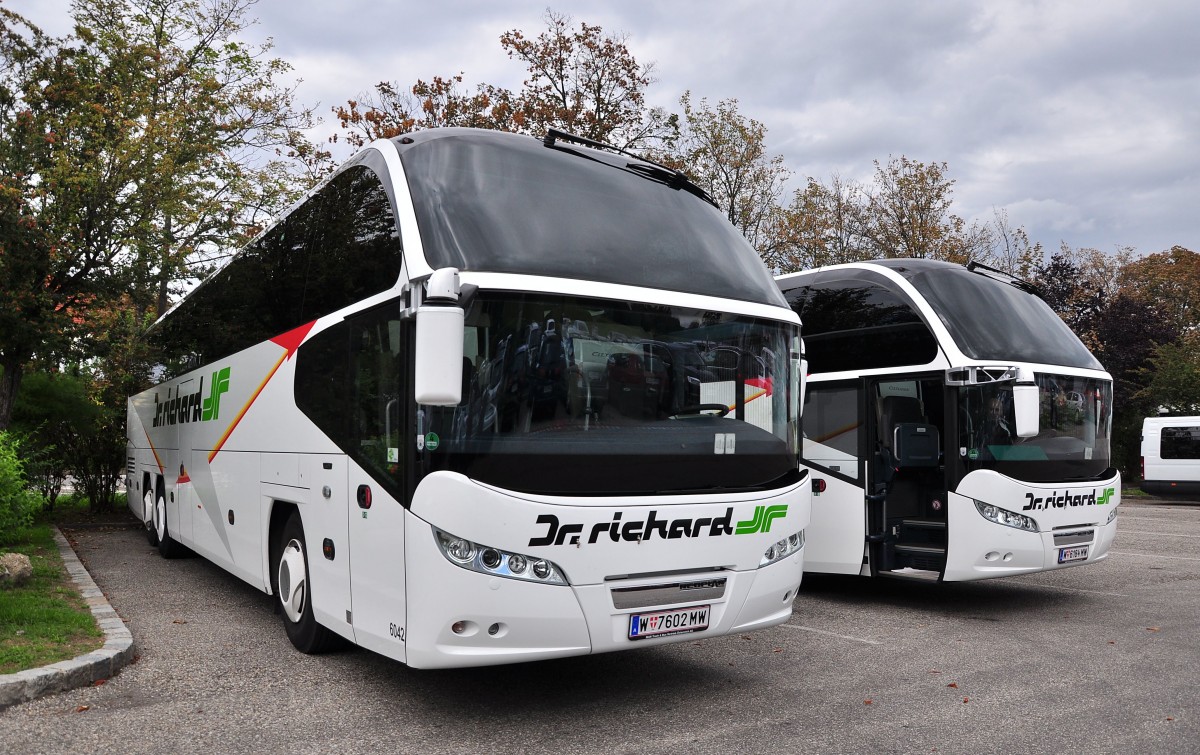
[
  {"xmin": 0, "ymin": 523, "xmax": 104, "ymax": 675},
  {"xmin": 41, "ymin": 491, "xmax": 137, "ymax": 528}
]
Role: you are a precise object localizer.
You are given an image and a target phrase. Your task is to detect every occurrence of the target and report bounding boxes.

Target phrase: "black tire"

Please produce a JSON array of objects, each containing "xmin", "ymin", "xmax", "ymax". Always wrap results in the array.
[
  {"xmin": 154, "ymin": 490, "xmax": 187, "ymax": 559},
  {"xmin": 276, "ymin": 512, "xmax": 338, "ymax": 653},
  {"xmin": 143, "ymin": 490, "xmax": 160, "ymax": 547}
]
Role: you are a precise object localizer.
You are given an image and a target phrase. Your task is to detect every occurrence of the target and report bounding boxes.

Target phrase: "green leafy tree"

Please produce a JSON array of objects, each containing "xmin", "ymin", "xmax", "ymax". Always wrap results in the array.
[
  {"xmin": 0, "ymin": 0, "xmax": 325, "ymax": 430},
  {"xmin": 10, "ymin": 370, "xmax": 92, "ymax": 508},
  {"xmin": 1136, "ymin": 331, "xmax": 1200, "ymax": 415}
]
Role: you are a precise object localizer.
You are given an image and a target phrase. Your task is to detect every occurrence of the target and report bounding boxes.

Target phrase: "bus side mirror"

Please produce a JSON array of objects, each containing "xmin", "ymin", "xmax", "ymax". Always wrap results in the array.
[
  {"xmin": 414, "ymin": 268, "xmax": 464, "ymax": 406},
  {"xmin": 1012, "ymin": 367, "xmax": 1039, "ymax": 438}
]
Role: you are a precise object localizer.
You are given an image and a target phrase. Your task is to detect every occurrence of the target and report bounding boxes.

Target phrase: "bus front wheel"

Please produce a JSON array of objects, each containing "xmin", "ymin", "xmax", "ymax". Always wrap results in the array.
[{"xmin": 276, "ymin": 513, "xmax": 337, "ymax": 654}]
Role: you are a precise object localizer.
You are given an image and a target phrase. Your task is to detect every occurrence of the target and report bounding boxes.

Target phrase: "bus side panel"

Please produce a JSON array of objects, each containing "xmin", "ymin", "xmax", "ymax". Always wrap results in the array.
[
  {"xmin": 296, "ymin": 455, "xmax": 355, "ymax": 644},
  {"xmin": 190, "ymin": 451, "xmax": 258, "ymax": 581},
  {"xmin": 347, "ymin": 462, "xmax": 407, "ymax": 663},
  {"xmin": 803, "ymin": 465, "xmax": 868, "ymax": 575}
]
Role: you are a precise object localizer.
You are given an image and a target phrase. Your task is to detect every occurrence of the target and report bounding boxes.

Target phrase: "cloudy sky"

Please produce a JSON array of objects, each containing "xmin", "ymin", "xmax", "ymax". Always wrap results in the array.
[{"xmin": 8, "ymin": 0, "xmax": 1198, "ymax": 257}]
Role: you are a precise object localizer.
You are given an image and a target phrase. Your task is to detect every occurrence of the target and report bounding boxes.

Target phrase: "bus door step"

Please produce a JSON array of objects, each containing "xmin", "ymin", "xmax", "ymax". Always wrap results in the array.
[
  {"xmin": 900, "ymin": 518, "xmax": 946, "ymax": 530},
  {"xmin": 879, "ymin": 567, "xmax": 941, "ymax": 582},
  {"xmin": 892, "ymin": 542, "xmax": 946, "ymax": 572}
]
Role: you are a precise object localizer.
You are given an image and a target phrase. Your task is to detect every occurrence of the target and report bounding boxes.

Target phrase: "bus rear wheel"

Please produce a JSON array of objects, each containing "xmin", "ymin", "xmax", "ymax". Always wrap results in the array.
[
  {"xmin": 276, "ymin": 513, "xmax": 337, "ymax": 654},
  {"xmin": 144, "ymin": 490, "xmax": 159, "ymax": 547},
  {"xmin": 154, "ymin": 493, "xmax": 187, "ymax": 559}
]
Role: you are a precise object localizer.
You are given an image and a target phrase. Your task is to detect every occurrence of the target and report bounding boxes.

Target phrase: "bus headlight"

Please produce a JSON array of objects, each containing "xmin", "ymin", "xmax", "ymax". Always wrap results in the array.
[
  {"xmin": 760, "ymin": 529, "xmax": 805, "ymax": 567},
  {"xmin": 434, "ymin": 528, "xmax": 568, "ymax": 585},
  {"xmin": 973, "ymin": 500, "xmax": 1039, "ymax": 533}
]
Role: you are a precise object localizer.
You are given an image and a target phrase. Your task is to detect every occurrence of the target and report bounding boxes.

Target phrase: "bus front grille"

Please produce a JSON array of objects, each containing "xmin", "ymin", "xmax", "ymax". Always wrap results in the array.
[{"xmin": 611, "ymin": 578, "xmax": 727, "ymax": 610}]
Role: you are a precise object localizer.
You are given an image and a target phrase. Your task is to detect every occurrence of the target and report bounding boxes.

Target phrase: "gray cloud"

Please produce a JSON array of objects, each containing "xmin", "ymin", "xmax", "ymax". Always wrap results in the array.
[{"xmin": 8, "ymin": 0, "xmax": 1196, "ymax": 255}]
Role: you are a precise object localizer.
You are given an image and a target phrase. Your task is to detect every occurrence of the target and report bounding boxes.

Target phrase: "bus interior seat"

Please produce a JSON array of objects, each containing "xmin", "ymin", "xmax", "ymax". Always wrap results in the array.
[{"xmin": 879, "ymin": 395, "xmax": 939, "ymax": 468}]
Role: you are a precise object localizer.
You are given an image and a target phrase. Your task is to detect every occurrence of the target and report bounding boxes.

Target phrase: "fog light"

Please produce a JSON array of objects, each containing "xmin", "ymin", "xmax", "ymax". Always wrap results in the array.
[{"xmin": 452, "ymin": 621, "xmax": 466, "ymax": 634}]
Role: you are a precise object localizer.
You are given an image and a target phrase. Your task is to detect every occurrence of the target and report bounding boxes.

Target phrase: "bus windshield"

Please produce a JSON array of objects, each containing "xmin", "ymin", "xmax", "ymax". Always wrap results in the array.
[
  {"xmin": 901, "ymin": 266, "xmax": 1102, "ymax": 370},
  {"xmin": 958, "ymin": 373, "xmax": 1113, "ymax": 482},
  {"xmin": 422, "ymin": 292, "xmax": 800, "ymax": 495},
  {"xmin": 397, "ymin": 130, "xmax": 786, "ymax": 307}
]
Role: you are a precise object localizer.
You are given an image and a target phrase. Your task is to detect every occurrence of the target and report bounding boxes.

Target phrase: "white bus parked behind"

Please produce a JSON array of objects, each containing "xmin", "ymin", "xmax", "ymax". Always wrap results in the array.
[{"xmin": 1141, "ymin": 416, "xmax": 1200, "ymax": 496}]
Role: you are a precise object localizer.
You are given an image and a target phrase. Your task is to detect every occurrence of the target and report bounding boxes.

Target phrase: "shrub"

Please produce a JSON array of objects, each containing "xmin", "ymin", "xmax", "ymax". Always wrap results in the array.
[{"xmin": 0, "ymin": 432, "xmax": 41, "ymax": 543}]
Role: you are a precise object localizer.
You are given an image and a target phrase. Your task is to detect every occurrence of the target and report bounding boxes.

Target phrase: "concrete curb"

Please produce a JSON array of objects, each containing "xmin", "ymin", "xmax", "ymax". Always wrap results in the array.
[{"xmin": 0, "ymin": 526, "xmax": 136, "ymax": 710}]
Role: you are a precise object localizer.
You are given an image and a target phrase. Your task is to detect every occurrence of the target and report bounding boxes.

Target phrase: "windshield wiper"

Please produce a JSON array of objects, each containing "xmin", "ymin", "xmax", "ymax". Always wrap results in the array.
[
  {"xmin": 542, "ymin": 128, "xmax": 716, "ymax": 207},
  {"xmin": 966, "ymin": 259, "xmax": 1042, "ymax": 297}
]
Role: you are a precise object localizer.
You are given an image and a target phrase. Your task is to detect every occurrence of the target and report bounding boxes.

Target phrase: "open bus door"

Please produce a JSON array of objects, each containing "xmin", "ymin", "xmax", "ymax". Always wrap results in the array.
[{"xmin": 864, "ymin": 376, "xmax": 949, "ymax": 580}]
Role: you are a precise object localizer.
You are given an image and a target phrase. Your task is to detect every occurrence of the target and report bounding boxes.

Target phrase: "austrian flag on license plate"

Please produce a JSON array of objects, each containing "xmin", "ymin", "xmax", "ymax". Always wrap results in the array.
[{"xmin": 628, "ymin": 605, "xmax": 710, "ymax": 640}]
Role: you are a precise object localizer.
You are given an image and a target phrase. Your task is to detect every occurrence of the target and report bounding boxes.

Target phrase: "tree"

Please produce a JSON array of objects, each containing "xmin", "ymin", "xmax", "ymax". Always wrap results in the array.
[
  {"xmin": 11, "ymin": 369, "xmax": 93, "ymax": 508},
  {"xmin": 333, "ymin": 75, "xmax": 519, "ymax": 149},
  {"xmin": 333, "ymin": 11, "xmax": 676, "ymax": 151},
  {"xmin": 0, "ymin": 0, "xmax": 323, "ymax": 430},
  {"xmin": 671, "ymin": 92, "xmax": 790, "ymax": 264},
  {"xmin": 1090, "ymin": 293, "xmax": 1181, "ymax": 476},
  {"xmin": 857, "ymin": 156, "xmax": 990, "ymax": 263},
  {"xmin": 1136, "ymin": 330, "xmax": 1200, "ymax": 415},
  {"xmin": 499, "ymin": 11, "xmax": 675, "ymax": 149},
  {"xmin": 775, "ymin": 174, "xmax": 869, "ymax": 273},
  {"xmin": 986, "ymin": 208, "xmax": 1041, "ymax": 279},
  {"xmin": 1118, "ymin": 246, "xmax": 1200, "ymax": 332}
]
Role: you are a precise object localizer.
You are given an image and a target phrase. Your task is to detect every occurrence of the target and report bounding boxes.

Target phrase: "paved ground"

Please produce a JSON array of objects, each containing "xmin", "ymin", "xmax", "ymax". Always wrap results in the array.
[{"xmin": 0, "ymin": 498, "xmax": 1197, "ymax": 754}]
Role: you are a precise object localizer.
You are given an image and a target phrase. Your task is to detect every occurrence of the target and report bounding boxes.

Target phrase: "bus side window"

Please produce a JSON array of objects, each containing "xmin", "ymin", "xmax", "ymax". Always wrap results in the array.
[{"xmin": 802, "ymin": 384, "xmax": 863, "ymax": 483}]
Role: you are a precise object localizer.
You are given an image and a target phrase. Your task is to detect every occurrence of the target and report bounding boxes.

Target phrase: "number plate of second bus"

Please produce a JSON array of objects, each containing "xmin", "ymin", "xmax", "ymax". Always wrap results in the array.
[
  {"xmin": 1058, "ymin": 545, "xmax": 1089, "ymax": 563},
  {"xmin": 628, "ymin": 605, "xmax": 710, "ymax": 640}
]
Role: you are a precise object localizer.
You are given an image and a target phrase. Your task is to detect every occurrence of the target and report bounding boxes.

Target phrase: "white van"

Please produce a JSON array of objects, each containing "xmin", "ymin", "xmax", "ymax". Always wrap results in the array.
[{"xmin": 1141, "ymin": 416, "xmax": 1200, "ymax": 495}]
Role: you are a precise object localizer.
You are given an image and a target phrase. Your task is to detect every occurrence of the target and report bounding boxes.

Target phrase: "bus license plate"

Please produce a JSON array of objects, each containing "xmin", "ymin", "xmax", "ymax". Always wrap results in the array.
[
  {"xmin": 1059, "ymin": 545, "xmax": 1089, "ymax": 563},
  {"xmin": 628, "ymin": 605, "xmax": 710, "ymax": 640}
]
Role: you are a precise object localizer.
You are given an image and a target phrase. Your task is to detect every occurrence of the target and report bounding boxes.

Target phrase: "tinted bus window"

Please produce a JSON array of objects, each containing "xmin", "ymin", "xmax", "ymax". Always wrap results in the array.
[
  {"xmin": 150, "ymin": 163, "xmax": 402, "ymax": 375},
  {"xmin": 785, "ymin": 281, "xmax": 938, "ymax": 372}
]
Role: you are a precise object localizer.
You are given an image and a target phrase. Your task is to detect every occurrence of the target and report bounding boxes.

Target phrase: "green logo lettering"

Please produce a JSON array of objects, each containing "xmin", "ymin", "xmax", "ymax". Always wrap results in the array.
[
  {"xmin": 735, "ymin": 504, "xmax": 788, "ymax": 535},
  {"xmin": 202, "ymin": 367, "xmax": 231, "ymax": 421},
  {"xmin": 1097, "ymin": 487, "xmax": 1115, "ymax": 506}
]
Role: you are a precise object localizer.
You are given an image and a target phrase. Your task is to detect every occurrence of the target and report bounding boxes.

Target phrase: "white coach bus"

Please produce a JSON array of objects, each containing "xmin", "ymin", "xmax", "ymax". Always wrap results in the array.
[
  {"xmin": 126, "ymin": 128, "xmax": 809, "ymax": 668},
  {"xmin": 777, "ymin": 259, "xmax": 1119, "ymax": 582}
]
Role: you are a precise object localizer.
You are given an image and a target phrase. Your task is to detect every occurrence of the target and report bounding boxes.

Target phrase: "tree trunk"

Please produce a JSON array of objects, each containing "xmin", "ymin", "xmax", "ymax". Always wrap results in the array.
[{"xmin": 0, "ymin": 353, "xmax": 26, "ymax": 431}]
